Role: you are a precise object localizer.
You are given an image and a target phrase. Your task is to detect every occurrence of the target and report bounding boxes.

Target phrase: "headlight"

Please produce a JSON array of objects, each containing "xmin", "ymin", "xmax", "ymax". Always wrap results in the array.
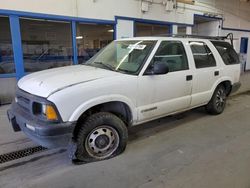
[{"xmin": 42, "ymin": 104, "xmax": 58, "ymax": 121}]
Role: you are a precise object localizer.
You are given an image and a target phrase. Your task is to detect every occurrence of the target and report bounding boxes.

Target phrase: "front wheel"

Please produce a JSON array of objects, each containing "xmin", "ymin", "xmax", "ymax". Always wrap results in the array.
[
  {"xmin": 206, "ymin": 85, "xmax": 227, "ymax": 115},
  {"xmin": 74, "ymin": 112, "xmax": 128, "ymax": 162}
]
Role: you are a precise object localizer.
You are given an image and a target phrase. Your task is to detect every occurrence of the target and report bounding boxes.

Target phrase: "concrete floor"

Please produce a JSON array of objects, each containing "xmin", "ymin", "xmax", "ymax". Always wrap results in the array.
[{"xmin": 0, "ymin": 73, "xmax": 250, "ymax": 188}]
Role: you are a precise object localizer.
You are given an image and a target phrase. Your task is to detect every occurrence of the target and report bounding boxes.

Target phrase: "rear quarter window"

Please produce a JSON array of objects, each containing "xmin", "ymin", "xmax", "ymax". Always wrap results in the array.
[{"xmin": 211, "ymin": 41, "xmax": 239, "ymax": 65}]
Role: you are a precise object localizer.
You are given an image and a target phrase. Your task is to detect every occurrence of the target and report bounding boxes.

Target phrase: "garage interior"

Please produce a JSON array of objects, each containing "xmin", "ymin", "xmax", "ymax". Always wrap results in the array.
[{"xmin": 0, "ymin": 0, "xmax": 250, "ymax": 188}]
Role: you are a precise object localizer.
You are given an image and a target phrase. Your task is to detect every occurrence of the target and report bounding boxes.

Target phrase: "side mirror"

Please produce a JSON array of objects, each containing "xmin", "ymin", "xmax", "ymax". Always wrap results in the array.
[{"xmin": 153, "ymin": 62, "xmax": 169, "ymax": 75}]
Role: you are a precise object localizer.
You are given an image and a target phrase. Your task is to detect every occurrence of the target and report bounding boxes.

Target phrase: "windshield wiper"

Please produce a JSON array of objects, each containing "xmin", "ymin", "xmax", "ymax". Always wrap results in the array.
[
  {"xmin": 117, "ymin": 68, "xmax": 135, "ymax": 74},
  {"xmin": 93, "ymin": 62, "xmax": 115, "ymax": 71}
]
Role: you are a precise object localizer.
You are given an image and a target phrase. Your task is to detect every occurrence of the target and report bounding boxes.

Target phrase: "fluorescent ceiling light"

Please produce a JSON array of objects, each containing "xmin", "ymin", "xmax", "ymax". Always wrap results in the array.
[
  {"xmin": 76, "ymin": 36, "xmax": 83, "ymax": 39},
  {"xmin": 108, "ymin": 29, "xmax": 114, "ymax": 32}
]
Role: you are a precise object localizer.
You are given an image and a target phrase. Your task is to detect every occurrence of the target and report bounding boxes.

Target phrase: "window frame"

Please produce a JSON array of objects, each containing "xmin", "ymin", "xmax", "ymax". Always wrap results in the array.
[
  {"xmin": 0, "ymin": 16, "xmax": 15, "ymax": 76},
  {"xmin": 144, "ymin": 40, "xmax": 189, "ymax": 75}
]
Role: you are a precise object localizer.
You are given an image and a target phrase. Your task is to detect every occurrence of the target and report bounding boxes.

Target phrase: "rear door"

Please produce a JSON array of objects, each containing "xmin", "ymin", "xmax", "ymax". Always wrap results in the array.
[{"xmin": 188, "ymin": 40, "xmax": 221, "ymax": 107}]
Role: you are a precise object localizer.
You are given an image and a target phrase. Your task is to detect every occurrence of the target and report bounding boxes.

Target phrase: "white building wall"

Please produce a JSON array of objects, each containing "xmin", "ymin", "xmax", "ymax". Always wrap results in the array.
[
  {"xmin": 193, "ymin": 21, "xmax": 220, "ymax": 36},
  {"xmin": 0, "ymin": 0, "xmax": 77, "ymax": 16},
  {"xmin": 0, "ymin": 0, "xmax": 249, "ymax": 33},
  {"xmin": 116, "ymin": 19, "xmax": 134, "ymax": 39},
  {"xmin": 172, "ymin": 25, "xmax": 178, "ymax": 35}
]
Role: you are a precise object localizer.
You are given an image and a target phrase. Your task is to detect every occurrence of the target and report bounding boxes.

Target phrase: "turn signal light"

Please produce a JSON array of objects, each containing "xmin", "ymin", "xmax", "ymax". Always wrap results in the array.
[{"xmin": 45, "ymin": 105, "xmax": 58, "ymax": 121}]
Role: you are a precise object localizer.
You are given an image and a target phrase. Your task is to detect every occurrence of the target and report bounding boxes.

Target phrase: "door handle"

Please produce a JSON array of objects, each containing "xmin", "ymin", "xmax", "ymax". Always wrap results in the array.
[
  {"xmin": 214, "ymin": 71, "xmax": 219, "ymax": 76},
  {"xmin": 186, "ymin": 75, "xmax": 193, "ymax": 81}
]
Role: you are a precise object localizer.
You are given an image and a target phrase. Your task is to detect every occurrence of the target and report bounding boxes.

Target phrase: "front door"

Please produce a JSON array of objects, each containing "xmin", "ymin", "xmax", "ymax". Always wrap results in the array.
[{"xmin": 137, "ymin": 40, "xmax": 193, "ymax": 122}]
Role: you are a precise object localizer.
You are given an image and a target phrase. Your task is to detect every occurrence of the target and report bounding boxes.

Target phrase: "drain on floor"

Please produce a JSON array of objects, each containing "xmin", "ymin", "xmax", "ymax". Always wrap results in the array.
[{"xmin": 0, "ymin": 146, "xmax": 47, "ymax": 164}]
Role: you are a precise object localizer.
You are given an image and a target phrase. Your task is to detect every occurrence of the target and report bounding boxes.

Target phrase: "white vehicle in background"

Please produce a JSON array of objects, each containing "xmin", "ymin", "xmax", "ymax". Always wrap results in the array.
[{"xmin": 8, "ymin": 34, "xmax": 241, "ymax": 163}]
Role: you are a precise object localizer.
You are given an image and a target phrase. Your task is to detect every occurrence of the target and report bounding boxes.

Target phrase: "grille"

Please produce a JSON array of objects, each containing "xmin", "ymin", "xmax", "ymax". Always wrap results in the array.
[
  {"xmin": 16, "ymin": 90, "xmax": 31, "ymax": 112},
  {"xmin": 0, "ymin": 146, "xmax": 47, "ymax": 164}
]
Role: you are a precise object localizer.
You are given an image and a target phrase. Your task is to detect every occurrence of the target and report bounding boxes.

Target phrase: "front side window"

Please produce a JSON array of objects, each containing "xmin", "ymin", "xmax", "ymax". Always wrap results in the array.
[
  {"xmin": 151, "ymin": 41, "xmax": 189, "ymax": 72},
  {"xmin": 211, "ymin": 41, "xmax": 239, "ymax": 65},
  {"xmin": 189, "ymin": 41, "xmax": 216, "ymax": 68},
  {"xmin": 87, "ymin": 40, "xmax": 156, "ymax": 75}
]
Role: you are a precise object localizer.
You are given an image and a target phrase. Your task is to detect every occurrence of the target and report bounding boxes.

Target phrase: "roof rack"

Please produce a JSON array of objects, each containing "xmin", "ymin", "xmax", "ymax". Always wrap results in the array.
[{"xmin": 156, "ymin": 33, "xmax": 234, "ymax": 47}]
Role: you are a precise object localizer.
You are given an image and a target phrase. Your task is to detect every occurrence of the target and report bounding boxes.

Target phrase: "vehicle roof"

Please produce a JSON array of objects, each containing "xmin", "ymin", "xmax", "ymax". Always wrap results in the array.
[{"xmin": 116, "ymin": 36, "xmax": 226, "ymax": 42}]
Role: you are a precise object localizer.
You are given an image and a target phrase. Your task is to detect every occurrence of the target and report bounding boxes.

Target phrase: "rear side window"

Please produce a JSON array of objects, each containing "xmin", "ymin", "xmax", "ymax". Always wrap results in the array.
[
  {"xmin": 153, "ymin": 41, "xmax": 188, "ymax": 72},
  {"xmin": 211, "ymin": 41, "xmax": 239, "ymax": 65},
  {"xmin": 189, "ymin": 41, "xmax": 216, "ymax": 68}
]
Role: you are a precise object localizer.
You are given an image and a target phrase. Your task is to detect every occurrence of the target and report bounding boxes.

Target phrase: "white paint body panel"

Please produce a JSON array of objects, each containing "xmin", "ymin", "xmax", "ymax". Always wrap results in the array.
[{"xmin": 17, "ymin": 37, "xmax": 241, "ymax": 125}]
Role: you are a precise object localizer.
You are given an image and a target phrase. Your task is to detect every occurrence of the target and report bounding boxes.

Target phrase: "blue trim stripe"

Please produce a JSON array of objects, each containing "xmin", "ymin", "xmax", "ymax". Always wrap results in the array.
[
  {"xmin": 169, "ymin": 25, "xmax": 173, "ymax": 34},
  {"xmin": 71, "ymin": 21, "xmax": 78, "ymax": 65},
  {"xmin": 9, "ymin": 15, "xmax": 24, "ymax": 80},
  {"xmin": 113, "ymin": 24, "xmax": 116, "ymax": 40}
]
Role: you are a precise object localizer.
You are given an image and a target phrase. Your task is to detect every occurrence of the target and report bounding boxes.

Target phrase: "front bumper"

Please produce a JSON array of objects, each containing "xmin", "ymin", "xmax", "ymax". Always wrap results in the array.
[{"xmin": 7, "ymin": 102, "xmax": 76, "ymax": 148}]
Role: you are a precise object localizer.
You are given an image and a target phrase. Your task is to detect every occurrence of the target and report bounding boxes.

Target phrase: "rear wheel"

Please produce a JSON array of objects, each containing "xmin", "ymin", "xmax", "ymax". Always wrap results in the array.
[
  {"xmin": 74, "ymin": 112, "xmax": 128, "ymax": 163},
  {"xmin": 206, "ymin": 85, "xmax": 227, "ymax": 115}
]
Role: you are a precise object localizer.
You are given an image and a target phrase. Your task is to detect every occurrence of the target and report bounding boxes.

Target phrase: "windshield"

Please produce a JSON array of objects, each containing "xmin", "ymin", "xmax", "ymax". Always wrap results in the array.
[{"xmin": 86, "ymin": 40, "xmax": 156, "ymax": 75}]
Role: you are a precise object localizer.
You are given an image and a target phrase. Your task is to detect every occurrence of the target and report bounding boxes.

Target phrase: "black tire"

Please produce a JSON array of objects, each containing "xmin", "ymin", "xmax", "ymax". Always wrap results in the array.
[
  {"xmin": 74, "ymin": 112, "xmax": 128, "ymax": 163},
  {"xmin": 206, "ymin": 85, "xmax": 227, "ymax": 115}
]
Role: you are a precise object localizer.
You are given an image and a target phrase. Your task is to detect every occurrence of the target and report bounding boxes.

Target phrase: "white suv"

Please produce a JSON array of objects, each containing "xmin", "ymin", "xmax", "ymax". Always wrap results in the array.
[{"xmin": 8, "ymin": 35, "xmax": 241, "ymax": 162}]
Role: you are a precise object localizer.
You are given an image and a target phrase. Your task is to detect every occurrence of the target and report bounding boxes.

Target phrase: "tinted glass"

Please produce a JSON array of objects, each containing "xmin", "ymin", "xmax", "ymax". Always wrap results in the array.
[
  {"xmin": 211, "ymin": 41, "xmax": 239, "ymax": 65},
  {"xmin": 190, "ymin": 41, "xmax": 216, "ymax": 68},
  {"xmin": 20, "ymin": 18, "xmax": 73, "ymax": 72},
  {"xmin": 0, "ymin": 16, "xmax": 14, "ymax": 74},
  {"xmin": 153, "ymin": 41, "xmax": 188, "ymax": 72},
  {"xmin": 77, "ymin": 23, "xmax": 114, "ymax": 64},
  {"xmin": 135, "ymin": 22, "xmax": 170, "ymax": 37}
]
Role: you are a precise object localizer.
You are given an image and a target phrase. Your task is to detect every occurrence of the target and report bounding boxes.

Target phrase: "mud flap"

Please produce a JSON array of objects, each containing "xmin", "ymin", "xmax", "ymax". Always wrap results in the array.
[
  {"xmin": 67, "ymin": 140, "xmax": 88, "ymax": 165},
  {"xmin": 7, "ymin": 110, "xmax": 21, "ymax": 132},
  {"xmin": 67, "ymin": 139, "xmax": 77, "ymax": 160}
]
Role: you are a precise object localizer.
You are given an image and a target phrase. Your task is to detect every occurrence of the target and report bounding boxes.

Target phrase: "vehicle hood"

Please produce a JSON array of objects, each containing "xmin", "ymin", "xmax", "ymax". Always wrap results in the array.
[{"xmin": 18, "ymin": 65, "xmax": 121, "ymax": 98}]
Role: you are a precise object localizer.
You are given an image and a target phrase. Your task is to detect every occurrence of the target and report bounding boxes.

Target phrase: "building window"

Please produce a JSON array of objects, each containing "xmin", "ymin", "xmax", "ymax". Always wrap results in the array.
[
  {"xmin": 177, "ymin": 26, "xmax": 186, "ymax": 34},
  {"xmin": 189, "ymin": 41, "xmax": 216, "ymax": 68},
  {"xmin": 20, "ymin": 18, "xmax": 73, "ymax": 72},
  {"xmin": 76, "ymin": 23, "xmax": 114, "ymax": 64},
  {"xmin": 0, "ymin": 16, "xmax": 14, "ymax": 74},
  {"xmin": 135, "ymin": 22, "xmax": 170, "ymax": 37}
]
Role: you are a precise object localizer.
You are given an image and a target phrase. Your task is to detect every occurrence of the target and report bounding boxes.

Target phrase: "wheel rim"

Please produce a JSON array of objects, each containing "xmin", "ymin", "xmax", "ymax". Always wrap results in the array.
[
  {"xmin": 215, "ymin": 88, "xmax": 226, "ymax": 111},
  {"xmin": 85, "ymin": 125, "xmax": 120, "ymax": 159}
]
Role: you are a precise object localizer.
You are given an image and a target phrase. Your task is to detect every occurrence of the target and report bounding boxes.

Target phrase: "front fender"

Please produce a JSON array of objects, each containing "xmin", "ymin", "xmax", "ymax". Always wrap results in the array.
[{"xmin": 68, "ymin": 94, "xmax": 137, "ymax": 122}]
